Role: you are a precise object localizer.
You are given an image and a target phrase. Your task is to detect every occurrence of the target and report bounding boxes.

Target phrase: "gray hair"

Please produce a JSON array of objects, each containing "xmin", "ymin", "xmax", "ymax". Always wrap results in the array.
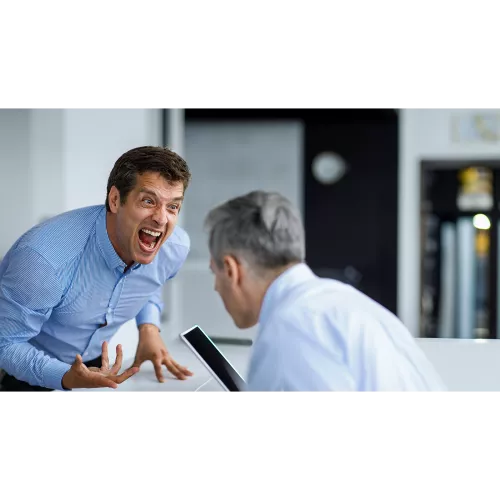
[{"xmin": 204, "ymin": 191, "xmax": 305, "ymax": 271}]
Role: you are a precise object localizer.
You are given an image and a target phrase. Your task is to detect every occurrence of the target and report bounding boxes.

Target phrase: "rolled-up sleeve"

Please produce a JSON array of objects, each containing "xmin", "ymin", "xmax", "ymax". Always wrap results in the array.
[
  {"xmin": 135, "ymin": 286, "xmax": 163, "ymax": 330},
  {"xmin": 0, "ymin": 247, "xmax": 71, "ymax": 390}
]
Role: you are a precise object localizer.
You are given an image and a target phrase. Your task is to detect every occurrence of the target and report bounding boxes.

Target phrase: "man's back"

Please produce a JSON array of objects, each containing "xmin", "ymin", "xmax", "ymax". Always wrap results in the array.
[{"xmin": 247, "ymin": 264, "xmax": 446, "ymax": 391}]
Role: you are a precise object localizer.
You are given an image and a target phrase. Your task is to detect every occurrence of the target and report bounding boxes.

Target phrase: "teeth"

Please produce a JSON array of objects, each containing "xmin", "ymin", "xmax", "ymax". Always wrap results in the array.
[
  {"xmin": 141, "ymin": 229, "xmax": 161, "ymax": 237},
  {"xmin": 140, "ymin": 240, "xmax": 156, "ymax": 250}
]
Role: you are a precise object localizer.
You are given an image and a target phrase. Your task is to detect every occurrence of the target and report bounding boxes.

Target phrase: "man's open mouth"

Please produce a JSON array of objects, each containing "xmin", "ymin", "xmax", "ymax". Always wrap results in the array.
[{"xmin": 138, "ymin": 228, "xmax": 163, "ymax": 252}]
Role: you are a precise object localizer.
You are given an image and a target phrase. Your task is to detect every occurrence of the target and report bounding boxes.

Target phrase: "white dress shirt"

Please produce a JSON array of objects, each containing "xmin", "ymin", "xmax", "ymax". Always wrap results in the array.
[{"xmin": 246, "ymin": 263, "xmax": 446, "ymax": 391}]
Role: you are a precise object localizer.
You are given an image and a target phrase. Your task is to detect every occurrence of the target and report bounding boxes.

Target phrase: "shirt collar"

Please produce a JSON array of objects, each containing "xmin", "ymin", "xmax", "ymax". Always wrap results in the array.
[
  {"xmin": 259, "ymin": 263, "xmax": 315, "ymax": 325},
  {"xmin": 95, "ymin": 207, "xmax": 140, "ymax": 273}
]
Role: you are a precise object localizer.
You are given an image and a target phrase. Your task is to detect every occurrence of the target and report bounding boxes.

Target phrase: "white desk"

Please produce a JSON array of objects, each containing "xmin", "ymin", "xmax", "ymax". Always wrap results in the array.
[
  {"xmin": 78, "ymin": 337, "xmax": 500, "ymax": 392},
  {"xmin": 416, "ymin": 338, "xmax": 500, "ymax": 391},
  {"xmin": 78, "ymin": 337, "xmax": 253, "ymax": 392}
]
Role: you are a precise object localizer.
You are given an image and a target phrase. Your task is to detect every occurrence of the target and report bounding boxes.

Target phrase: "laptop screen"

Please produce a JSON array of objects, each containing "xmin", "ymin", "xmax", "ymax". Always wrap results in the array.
[{"xmin": 181, "ymin": 326, "xmax": 246, "ymax": 392}]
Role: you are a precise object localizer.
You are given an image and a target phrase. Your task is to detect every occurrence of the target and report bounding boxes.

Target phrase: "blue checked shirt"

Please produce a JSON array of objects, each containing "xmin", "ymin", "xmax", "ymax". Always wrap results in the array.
[{"xmin": 0, "ymin": 205, "xmax": 190, "ymax": 390}]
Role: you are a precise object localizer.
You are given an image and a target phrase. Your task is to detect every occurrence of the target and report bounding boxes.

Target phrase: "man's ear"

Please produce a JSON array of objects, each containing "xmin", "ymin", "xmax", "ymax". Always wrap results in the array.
[
  {"xmin": 108, "ymin": 186, "xmax": 121, "ymax": 214},
  {"xmin": 223, "ymin": 254, "xmax": 243, "ymax": 285}
]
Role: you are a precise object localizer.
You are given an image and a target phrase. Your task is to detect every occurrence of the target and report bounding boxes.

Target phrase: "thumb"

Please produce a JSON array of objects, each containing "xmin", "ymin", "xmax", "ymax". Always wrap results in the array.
[{"xmin": 73, "ymin": 354, "xmax": 87, "ymax": 374}]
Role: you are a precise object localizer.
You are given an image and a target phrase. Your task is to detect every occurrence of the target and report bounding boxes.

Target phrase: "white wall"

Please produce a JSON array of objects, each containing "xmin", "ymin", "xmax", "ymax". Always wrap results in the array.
[
  {"xmin": 399, "ymin": 109, "xmax": 500, "ymax": 337},
  {"xmin": 30, "ymin": 110, "xmax": 65, "ymax": 223},
  {"xmin": 0, "ymin": 110, "xmax": 33, "ymax": 258},
  {"xmin": 63, "ymin": 109, "xmax": 161, "ymax": 211},
  {"xmin": 1, "ymin": 109, "xmax": 162, "ymax": 246}
]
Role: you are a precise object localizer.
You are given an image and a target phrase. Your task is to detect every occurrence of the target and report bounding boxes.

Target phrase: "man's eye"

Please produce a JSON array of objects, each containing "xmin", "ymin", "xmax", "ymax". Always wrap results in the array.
[
  {"xmin": 169, "ymin": 205, "xmax": 179, "ymax": 211},
  {"xmin": 143, "ymin": 199, "xmax": 154, "ymax": 205}
]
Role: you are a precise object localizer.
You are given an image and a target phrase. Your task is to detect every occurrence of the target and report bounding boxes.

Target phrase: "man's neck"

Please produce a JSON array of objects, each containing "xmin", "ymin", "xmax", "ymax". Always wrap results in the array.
[
  {"xmin": 106, "ymin": 212, "xmax": 133, "ymax": 268},
  {"xmin": 254, "ymin": 261, "xmax": 302, "ymax": 319}
]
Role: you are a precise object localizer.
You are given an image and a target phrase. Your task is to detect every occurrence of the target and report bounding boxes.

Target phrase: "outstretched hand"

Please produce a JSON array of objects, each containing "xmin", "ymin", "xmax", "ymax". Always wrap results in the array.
[
  {"xmin": 62, "ymin": 342, "xmax": 139, "ymax": 390},
  {"xmin": 133, "ymin": 325, "xmax": 193, "ymax": 383}
]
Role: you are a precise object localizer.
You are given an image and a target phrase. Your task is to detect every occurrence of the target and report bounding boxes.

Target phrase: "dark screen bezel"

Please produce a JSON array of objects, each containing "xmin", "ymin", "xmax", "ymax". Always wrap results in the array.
[{"xmin": 182, "ymin": 326, "xmax": 246, "ymax": 392}]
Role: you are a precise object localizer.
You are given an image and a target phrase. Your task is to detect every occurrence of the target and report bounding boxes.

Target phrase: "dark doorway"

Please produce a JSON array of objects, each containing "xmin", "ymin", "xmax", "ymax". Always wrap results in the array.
[
  {"xmin": 183, "ymin": 109, "xmax": 399, "ymax": 314},
  {"xmin": 304, "ymin": 114, "xmax": 398, "ymax": 314}
]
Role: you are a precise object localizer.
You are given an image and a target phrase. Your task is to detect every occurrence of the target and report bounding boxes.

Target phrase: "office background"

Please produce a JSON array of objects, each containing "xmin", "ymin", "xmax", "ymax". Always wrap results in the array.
[{"xmin": 2, "ymin": 108, "xmax": 500, "ymax": 383}]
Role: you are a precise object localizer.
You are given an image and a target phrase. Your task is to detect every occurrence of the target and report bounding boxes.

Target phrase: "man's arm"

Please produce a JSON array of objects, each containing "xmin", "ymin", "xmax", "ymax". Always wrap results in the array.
[
  {"xmin": 134, "ymin": 234, "xmax": 190, "ymax": 330},
  {"xmin": 133, "ymin": 286, "xmax": 192, "ymax": 381},
  {"xmin": 135, "ymin": 286, "xmax": 163, "ymax": 331},
  {"xmin": 0, "ymin": 247, "xmax": 71, "ymax": 390},
  {"xmin": 135, "ymin": 232, "xmax": 190, "ymax": 331}
]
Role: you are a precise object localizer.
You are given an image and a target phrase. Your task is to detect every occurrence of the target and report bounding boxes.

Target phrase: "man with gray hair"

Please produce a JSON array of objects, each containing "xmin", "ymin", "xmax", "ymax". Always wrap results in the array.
[{"xmin": 204, "ymin": 191, "xmax": 446, "ymax": 391}]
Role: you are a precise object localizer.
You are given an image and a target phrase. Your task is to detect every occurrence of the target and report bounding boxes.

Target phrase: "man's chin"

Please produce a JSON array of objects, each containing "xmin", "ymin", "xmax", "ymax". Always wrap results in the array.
[
  {"xmin": 134, "ymin": 252, "xmax": 156, "ymax": 265},
  {"xmin": 234, "ymin": 317, "xmax": 256, "ymax": 330}
]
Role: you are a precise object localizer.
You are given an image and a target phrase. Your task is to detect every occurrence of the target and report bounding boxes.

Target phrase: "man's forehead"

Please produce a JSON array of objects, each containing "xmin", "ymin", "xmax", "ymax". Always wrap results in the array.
[{"xmin": 135, "ymin": 175, "xmax": 184, "ymax": 197}]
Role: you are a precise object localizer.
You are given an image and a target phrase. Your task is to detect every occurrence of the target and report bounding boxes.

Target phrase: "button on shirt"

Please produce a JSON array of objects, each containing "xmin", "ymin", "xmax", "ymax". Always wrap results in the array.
[
  {"xmin": 247, "ymin": 264, "xmax": 446, "ymax": 391},
  {"xmin": 0, "ymin": 205, "xmax": 190, "ymax": 390}
]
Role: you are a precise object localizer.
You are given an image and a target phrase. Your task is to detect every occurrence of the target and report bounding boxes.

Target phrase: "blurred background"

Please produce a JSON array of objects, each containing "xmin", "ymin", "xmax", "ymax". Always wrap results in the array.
[{"xmin": 3, "ymin": 108, "xmax": 500, "ymax": 388}]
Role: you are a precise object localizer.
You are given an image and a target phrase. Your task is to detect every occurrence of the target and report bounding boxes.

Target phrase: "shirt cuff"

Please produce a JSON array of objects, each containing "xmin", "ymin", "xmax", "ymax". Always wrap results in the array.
[
  {"xmin": 43, "ymin": 358, "xmax": 72, "ymax": 391},
  {"xmin": 136, "ymin": 302, "xmax": 162, "ymax": 331}
]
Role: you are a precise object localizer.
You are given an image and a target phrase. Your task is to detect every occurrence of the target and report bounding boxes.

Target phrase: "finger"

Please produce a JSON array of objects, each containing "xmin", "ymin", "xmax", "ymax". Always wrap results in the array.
[
  {"xmin": 172, "ymin": 360, "xmax": 194, "ymax": 377},
  {"xmin": 87, "ymin": 371, "xmax": 118, "ymax": 389},
  {"xmin": 101, "ymin": 341, "xmax": 110, "ymax": 371},
  {"xmin": 109, "ymin": 366, "xmax": 139, "ymax": 384},
  {"xmin": 74, "ymin": 354, "xmax": 88, "ymax": 373},
  {"xmin": 164, "ymin": 359, "xmax": 186, "ymax": 380},
  {"xmin": 154, "ymin": 360, "xmax": 165, "ymax": 383},
  {"xmin": 110, "ymin": 344, "xmax": 123, "ymax": 375}
]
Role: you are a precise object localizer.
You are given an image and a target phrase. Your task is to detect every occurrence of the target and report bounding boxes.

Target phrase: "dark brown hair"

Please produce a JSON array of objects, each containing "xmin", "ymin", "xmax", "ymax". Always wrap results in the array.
[{"xmin": 105, "ymin": 146, "xmax": 191, "ymax": 211}]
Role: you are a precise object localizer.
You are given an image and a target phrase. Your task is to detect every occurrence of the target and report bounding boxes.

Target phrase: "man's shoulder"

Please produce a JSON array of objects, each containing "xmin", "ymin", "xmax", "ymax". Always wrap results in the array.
[
  {"xmin": 165, "ymin": 225, "xmax": 190, "ymax": 249},
  {"xmin": 265, "ymin": 278, "xmax": 357, "ymax": 329},
  {"xmin": 157, "ymin": 225, "xmax": 190, "ymax": 259},
  {"xmin": 17, "ymin": 205, "xmax": 104, "ymax": 269},
  {"xmin": 148, "ymin": 225, "xmax": 190, "ymax": 280},
  {"xmin": 271, "ymin": 276, "xmax": 406, "ymax": 336}
]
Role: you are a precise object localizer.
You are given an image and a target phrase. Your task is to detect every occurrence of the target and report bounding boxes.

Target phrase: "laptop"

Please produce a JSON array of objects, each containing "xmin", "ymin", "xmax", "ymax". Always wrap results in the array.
[{"xmin": 179, "ymin": 325, "xmax": 246, "ymax": 392}]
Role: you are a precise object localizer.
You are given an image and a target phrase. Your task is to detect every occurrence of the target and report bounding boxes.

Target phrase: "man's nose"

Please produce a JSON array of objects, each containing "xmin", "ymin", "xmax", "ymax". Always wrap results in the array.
[{"xmin": 151, "ymin": 206, "xmax": 168, "ymax": 227}]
